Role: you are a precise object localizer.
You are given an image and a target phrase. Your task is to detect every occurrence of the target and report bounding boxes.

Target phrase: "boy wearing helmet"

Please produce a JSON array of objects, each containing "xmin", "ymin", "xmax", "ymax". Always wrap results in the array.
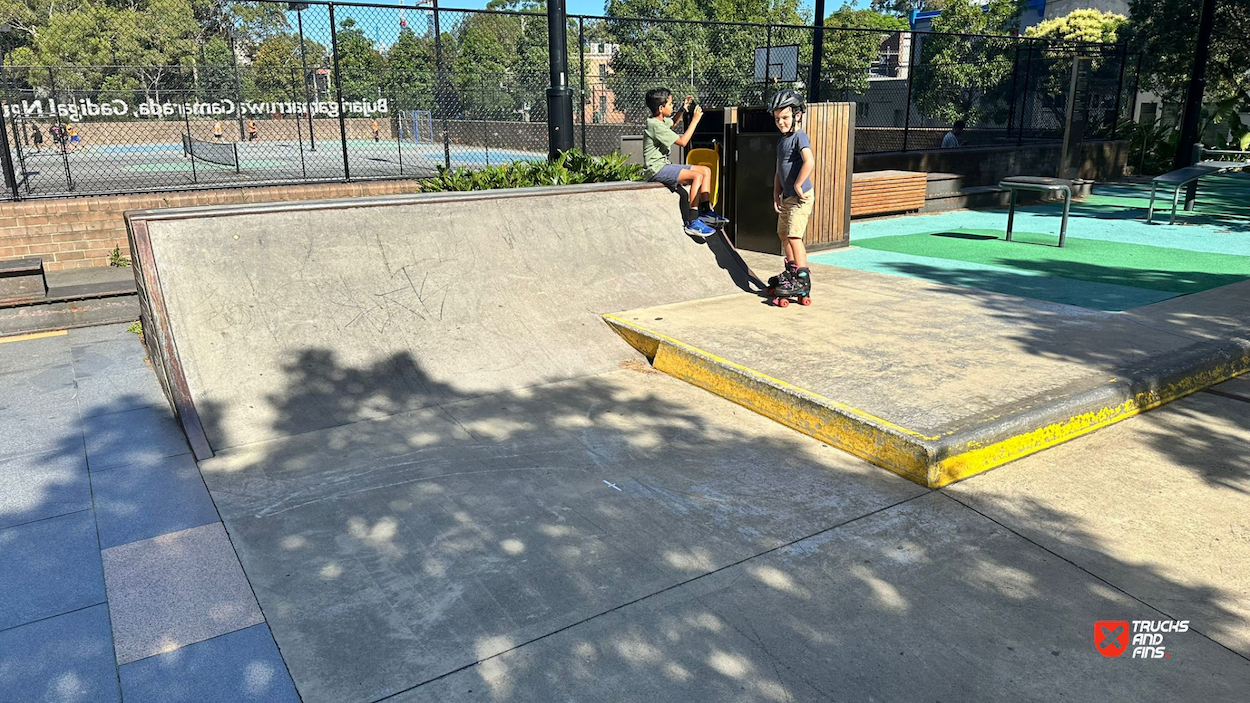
[
  {"xmin": 641, "ymin": 88, "xmax": 728, "ymax": 237},
  {"xmin": 767, "ymin": 89, "xmax": 814, "ymax": 304}
]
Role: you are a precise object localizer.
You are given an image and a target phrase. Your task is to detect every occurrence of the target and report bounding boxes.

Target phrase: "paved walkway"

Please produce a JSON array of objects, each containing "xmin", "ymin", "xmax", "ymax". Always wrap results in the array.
[
  {"xmin": 0, "ymin": 324, "xmax": 299, "ymax": 702},
  {"xmin": 3, "ymin": 322, "xmax": 1247, "ymax": 702}
]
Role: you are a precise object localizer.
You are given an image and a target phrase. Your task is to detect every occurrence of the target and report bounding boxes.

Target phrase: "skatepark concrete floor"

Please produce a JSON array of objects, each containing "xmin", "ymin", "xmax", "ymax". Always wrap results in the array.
[{"xmin": 3, "ymin": 322, "xmax": 1250, "ymax": 702}]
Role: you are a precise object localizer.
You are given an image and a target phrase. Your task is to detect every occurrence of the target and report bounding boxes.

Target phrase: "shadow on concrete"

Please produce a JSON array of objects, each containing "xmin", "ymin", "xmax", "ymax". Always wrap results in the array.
[
  {"xmin": 191, "ymin": 341, "xmax": 1250, "ymax": 703},
  {"xmin": 879, "ymin": 260, "xmax": 1170, "ymax": 311},
  {"xmin": 1134, "ymin": 392, "xmax": 1250, "ymax": 496},
  {"xmin": 993, "ymin": 258, "xmax": 1249, "ymax": 295}
]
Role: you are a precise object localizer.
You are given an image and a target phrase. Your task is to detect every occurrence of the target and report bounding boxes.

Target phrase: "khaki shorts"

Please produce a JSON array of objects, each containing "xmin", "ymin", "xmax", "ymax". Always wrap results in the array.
[{"xmin": 777, "ymin": 195, "xmax": 813, "ymax": 240}]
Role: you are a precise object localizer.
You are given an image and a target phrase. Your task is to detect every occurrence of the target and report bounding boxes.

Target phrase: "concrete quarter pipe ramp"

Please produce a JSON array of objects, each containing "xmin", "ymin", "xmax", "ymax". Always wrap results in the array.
[{"xmin": 126, "ymin": 182, "xmax": 746, "ymax": 456}]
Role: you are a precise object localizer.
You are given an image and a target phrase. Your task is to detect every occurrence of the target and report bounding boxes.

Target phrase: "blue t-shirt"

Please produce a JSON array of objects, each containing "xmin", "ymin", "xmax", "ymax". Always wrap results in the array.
[{"xmin": 776, "ymin": 130, "xmax": 812, "ymax": 199}]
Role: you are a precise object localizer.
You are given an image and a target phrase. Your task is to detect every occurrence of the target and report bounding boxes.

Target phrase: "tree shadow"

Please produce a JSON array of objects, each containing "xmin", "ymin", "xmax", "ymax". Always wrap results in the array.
[
  {"xmin": 191, "ymin": 336, "xmax": 1250, "ymax": 702},
  {"xmin": 879, "ymin": 260, "xmax": 1176, "ymax": 312}
]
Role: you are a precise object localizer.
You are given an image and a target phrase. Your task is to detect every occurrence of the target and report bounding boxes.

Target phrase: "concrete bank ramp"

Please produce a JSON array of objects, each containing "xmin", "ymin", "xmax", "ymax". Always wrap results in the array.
[{"xmin": 126, "ymin": 182, "xmax": 745, "ymax": 457}]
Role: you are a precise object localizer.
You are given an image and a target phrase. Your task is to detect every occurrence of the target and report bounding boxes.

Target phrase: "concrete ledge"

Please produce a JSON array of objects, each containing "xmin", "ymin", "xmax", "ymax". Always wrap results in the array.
[{"xmin": 605, "ymin": 314, "xmax": 1250, "ymax": 488}]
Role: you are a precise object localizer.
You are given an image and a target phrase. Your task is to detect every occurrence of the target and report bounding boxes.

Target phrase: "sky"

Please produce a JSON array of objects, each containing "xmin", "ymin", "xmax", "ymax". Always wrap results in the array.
[
  {"xmin": 373, "ymin": 1, "xmax": 856, "ymax": 19},
  {"xmin": 309, "ymin": 0, "xmax": 861, "ymax": 53}
]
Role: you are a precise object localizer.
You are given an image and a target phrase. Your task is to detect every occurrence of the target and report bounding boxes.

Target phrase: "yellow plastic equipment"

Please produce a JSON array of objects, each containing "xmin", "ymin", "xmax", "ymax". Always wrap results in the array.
[{"xmin": 686, "ymin": 145, "xmax": 721, "ymax": 208}]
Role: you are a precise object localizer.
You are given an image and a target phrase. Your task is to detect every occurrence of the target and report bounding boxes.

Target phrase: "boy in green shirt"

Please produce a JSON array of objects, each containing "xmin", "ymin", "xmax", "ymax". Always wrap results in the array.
[{"xmin": 641, "ymin": 88, "xmax": 727, "ymax": 237}]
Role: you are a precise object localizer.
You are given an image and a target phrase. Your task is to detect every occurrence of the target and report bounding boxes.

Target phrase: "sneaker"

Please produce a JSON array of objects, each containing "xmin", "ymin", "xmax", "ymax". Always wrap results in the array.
[
  {"xmin": 684, "ymin": 219, "xmax": 715, "ymax": 238},
  {"xmin": 698, "ymin": 208, "xmax": 729, "ymax": 225}
]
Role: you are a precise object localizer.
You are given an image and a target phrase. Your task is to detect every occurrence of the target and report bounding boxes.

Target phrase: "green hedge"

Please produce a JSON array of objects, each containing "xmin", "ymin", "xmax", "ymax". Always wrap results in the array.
[{"xmin": 417, "ymin": 149, "xmax": 643, "ymax": 192}]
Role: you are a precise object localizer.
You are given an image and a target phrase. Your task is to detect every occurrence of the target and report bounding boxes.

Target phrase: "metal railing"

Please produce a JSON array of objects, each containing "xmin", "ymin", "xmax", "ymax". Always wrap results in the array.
[{"xmin": 0, "ymin": 0, "xmax": 1137, "ymax": 199}]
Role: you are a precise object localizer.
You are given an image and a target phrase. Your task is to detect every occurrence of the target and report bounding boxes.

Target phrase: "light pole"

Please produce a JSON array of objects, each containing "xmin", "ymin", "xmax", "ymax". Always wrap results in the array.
[
  {"xmin": 1173, "ymin": 0, "xmax": 1216, "ymax": 172},
  {"xmin": 545, "ymin": 0, "xmax": 573, "ymax": 159},
  {"xmin": 289, "ymin": 2, "xmax": 316, "ymax": 151}
]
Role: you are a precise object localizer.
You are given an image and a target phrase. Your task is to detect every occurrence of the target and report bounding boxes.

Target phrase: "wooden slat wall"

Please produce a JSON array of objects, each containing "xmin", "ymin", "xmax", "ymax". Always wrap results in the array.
[
  {"xmin": 850, "ymin": 171, "xmax": 927, "ymax": 218},
  {"xmin": 802, "ymin": 102, "xmax": 854, "ymax": 249}
]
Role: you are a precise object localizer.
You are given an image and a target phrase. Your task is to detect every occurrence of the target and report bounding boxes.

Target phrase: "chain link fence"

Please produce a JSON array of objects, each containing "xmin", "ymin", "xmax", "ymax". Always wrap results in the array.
[{"xmin": 0, "ymin": 0, "xmax": 1136, "ymax": 199}]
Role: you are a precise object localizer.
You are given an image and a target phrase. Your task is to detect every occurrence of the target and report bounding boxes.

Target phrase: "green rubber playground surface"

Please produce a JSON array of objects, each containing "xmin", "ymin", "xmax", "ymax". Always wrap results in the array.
[
  {"xmin": 811, "ymin": 172, "xmax": 1250, "ymax": 311},
  {"xmin": 855, "ymin": 229, "xmax": 1250, "ymax": 294}
]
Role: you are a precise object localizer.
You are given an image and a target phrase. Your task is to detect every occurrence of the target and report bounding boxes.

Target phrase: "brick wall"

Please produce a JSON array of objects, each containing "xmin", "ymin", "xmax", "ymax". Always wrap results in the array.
[{"xmin": 0, "ymin": 180, "xmax": 423, "ymax": 271}]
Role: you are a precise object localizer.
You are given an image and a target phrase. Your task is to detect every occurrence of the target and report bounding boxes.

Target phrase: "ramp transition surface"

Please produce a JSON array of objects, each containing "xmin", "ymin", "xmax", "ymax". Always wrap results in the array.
[{"xmin": 126, "ymin": 182, "xmax": 747, "ymax": 456}]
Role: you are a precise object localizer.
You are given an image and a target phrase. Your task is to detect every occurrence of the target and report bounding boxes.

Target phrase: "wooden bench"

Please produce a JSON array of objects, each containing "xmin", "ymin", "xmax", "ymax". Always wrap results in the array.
[
  {"xmin": 0, "ymin": 257, "xmax": 47, "ymax": 304},
  {"xmin": 850, "ymin": 170, "xmax": 927, "ymax": 218}
]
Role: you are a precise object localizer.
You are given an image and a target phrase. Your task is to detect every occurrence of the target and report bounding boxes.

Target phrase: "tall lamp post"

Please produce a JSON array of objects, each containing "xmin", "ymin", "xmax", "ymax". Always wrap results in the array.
[
  {"xmin": 545, "ymin": 0, "xmax": 573, "ymax": 159},
  {"xmin": 289, "ymin": 2, "xmax": 316, "ymax": 151},
  {"xmin": 1173, "ymin": 0, "xmax": 1216, "ymax": 172}
]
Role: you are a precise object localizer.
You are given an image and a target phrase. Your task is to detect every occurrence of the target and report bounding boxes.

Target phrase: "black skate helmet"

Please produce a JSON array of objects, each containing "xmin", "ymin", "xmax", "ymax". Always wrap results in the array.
[{"xmin": 768, "ymin": 89, "xmax": 805, "ymax": 115}]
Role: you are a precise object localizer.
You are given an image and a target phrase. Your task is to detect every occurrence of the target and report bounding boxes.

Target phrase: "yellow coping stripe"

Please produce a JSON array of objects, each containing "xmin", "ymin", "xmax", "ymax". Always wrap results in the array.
[
  {"xmin": 603, "ymin": 314, "xmax": 939, "ymax": 441},
  {"xmin": 605, "ymin": 314, "xmax": 1250, "ymax": 489},
  {"xmin": 0, "ymin": 329, "xmax": 68, "ymax": 345},
  {"xmin": 933, "ymin": 357, "xmax": 1250, "ymax": 486}
]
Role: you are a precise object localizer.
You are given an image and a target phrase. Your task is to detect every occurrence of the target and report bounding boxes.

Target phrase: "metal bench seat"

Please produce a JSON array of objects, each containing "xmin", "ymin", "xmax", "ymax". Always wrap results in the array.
[{"xmin": 999, "ymin": 176, "xmax": 1074, "ymax": 247}]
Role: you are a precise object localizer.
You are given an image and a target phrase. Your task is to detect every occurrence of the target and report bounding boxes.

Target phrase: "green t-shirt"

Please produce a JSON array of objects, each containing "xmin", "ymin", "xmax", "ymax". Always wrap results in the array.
[{"xmin": 642, "ymin": 117, "xmax": 679, "ymax": 179}]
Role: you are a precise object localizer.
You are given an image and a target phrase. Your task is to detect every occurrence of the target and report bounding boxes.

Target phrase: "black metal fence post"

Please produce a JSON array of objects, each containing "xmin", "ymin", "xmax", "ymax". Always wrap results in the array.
[
  {"xmin": 1006, "ymin": 41, "xmax": 1020, "ymax": 137},
  {"xmin": 46, "ymin": 67, "xmax": 74, "ymax": 191},
  {"xmin": 765, "ymin": 24, "xmax": 773, "ymax": 100},
  {"xmin": 230, "ymin": 37, "xmax": 246, "ymax": 141},
  {"xmin": 808, "ymin": 0, "xmax": 825, "ymax": 103},
  {"xmin": 393, "ymin": 85, "xmax": 404, "ymax": 176},
  {"xmin": 1017, "ymin": 41, "xmax": 1034, "ymax": 147},
  {"xmin": 295, "ymin": 6, "xmax": 316, "ymax": 151},
  {"xmin": 901, "ymin": 31, "xmax": 917, "ymax": 152},
  {"xmin": 578, "ymin": 17, "xmax": 586, "ymax": 152},
  {"xmin": 1110, "ymin": 40, "xmax": 1128, "ymax": 139},
  {"xmin": 290, "ymin": 66, "xmax": 308, "ymax": 179},
  {"xmin": 9, "ymin": 110, "xmax": 28, "ymax": 197},
  {"xmin": 0, "ymin": 102, "xmax": 20, "ymax": 200},
  {"xmin": 1128, "ymin": 51, "xmax": 1142, "ymax": 125},
  {"xmin": 433, "ymin": 0, "xmax": 450, "ymax": 170},
  {"xmin": 182, "ymin": 93, "xmax": 198, "ymax": 184},
  {"xmin": 328, "ymin": 2, "xmax": 352, "ymax": 180}
]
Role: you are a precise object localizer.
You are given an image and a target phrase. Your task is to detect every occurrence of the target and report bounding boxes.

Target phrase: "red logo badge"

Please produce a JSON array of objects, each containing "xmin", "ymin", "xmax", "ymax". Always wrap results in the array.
[{"xmin": 1096, "ymin": 621, "xmax": 1129, "ymax": 658}]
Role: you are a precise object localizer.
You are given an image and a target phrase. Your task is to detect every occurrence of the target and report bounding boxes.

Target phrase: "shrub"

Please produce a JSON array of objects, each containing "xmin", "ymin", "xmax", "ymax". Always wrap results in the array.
[{"xmin": 418, "ymin": 149, "xmax": 643, "ymax": 192}]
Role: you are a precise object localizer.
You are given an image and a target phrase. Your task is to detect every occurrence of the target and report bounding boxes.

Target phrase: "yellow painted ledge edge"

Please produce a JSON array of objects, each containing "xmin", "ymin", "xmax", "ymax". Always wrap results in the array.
[
  {"xmin": 932, "ymin": 352, "xmax": 1250, "ymax": 487},
  {"xmin": 604, "ymin": 314, "xmax": 936, "ymax": 486},
  {"xmin": 606, "ymin": 315, "xmax": 1250, "ymax": 490}
]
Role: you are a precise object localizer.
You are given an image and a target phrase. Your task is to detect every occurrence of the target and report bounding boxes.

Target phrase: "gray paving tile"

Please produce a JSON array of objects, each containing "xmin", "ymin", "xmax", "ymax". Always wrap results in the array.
[
  {"xmin": 0, "ymin": 511, "xmax": 105, "ymax": 631},
  {"xmin": 83, "ymin": 405, "xmax": 190, "ymax": 472},
  {"xmin": 67, "ymin": 323, "xmax": 140, "ymax": 347},
  {"xmin": 118, "ymin": 623, "xmax": 299, "ymax": 703},
  {"xmin": 72, "ymin": 340, "xmax": 165, "ymax": 419},
  {"xmin": 0, "ymin": 408, "xmax": 81, "ymax": 461},
  {"xmin": 0, "ymin": 449, "xmax": 90, "ymax": 530},
  {"xmin": 0, "ymin": 361, "xmax": 77, "ymax": 416},
  {"xmin": 0, "ymin": 604, "xmax": 120, "ymax": 703},
  {"xmin": 102, "ymin": 522, "xmax": 264, "ymax": 665},
  {"xmin": 93, "ymin": 453, "xmax": 219, "ymax": 549},
  {"xmin": 0, "ymin": 333, "xmax": 71, "ymax": 375}
]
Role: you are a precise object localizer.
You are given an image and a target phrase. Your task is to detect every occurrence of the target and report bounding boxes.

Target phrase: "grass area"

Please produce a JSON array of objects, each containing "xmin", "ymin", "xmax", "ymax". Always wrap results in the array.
[{"xmin": 855, "ymin": 229, "xmax": 1250, "ymax": 294}]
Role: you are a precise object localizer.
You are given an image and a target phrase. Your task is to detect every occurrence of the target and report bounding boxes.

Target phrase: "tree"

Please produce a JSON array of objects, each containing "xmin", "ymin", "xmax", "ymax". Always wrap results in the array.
[
  {"xmin": 332, "ymin": 17, "xmax": 385, "ymax": 102},
  {"xmin": 386, "ymin": 27, "xmax": 435, "ymax": 111},
  {"xmin": 821, "ymin": 8, "xmax": 907, "ymax": 97},
  {"xmin": 869, "ymin": 0, "xmax": 944, "ymax": 17},
  {"xmin": 1126, "ymin": 0, "xmax": 1250, "ymax": 106},
  {"xmin": 602, "ymin": 0, "xmax": 807, "ymax": 123},
  {"xmin": 10, "ymin": 0, "xmax": 198, "ymax": 102},
  {"xmin": 911, "ymin": 0, "xmax": 1022, "ymax": 125},
  {"xmin": 452, "ymin": 7, "xmax": 521, "ymax": 118},
  {"xmin": 1024, "ymin": 9, "xmax": 1128, "ymax": 133},
  {"xmin": 250, "ymin": 33, "xmax": 327, "ymax": 102},
  {"xmin": 1024, "ymin": 8, "xmax": 1125, "ymax": 44}
]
